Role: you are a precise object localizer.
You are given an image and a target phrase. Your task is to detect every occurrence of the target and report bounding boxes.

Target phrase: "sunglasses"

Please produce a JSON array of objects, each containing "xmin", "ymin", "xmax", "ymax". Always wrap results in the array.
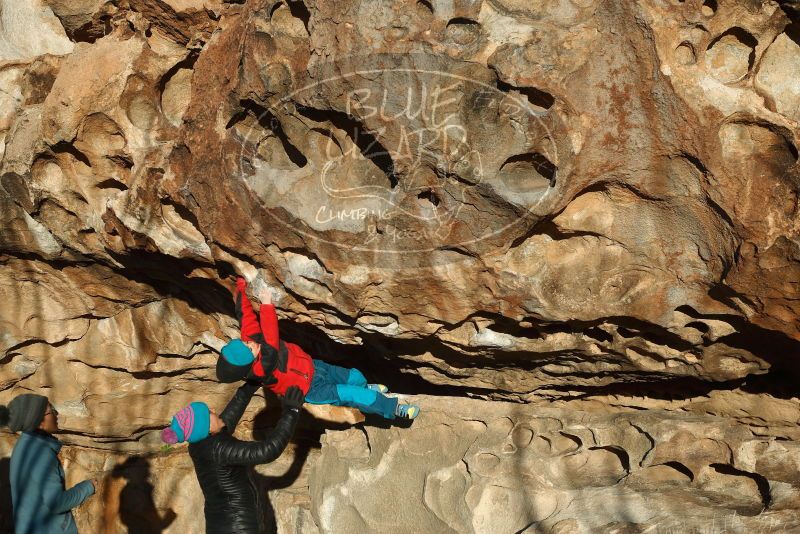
[{"xmin": 44, "ymin": 406, "xmax": 58, "ymax": 417}]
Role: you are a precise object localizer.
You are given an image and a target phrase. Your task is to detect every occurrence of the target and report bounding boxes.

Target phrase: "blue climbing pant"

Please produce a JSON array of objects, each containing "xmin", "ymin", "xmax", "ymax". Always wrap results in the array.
[{"xmin": 305, "ymin": 359, "xmax": 398, "ymax": 419}]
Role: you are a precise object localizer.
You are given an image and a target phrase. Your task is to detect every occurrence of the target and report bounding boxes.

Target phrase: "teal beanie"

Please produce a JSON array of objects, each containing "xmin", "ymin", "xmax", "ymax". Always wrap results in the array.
[{"xmin": 222, "ymin": 339, "xmax": 255, "ymax": 366}]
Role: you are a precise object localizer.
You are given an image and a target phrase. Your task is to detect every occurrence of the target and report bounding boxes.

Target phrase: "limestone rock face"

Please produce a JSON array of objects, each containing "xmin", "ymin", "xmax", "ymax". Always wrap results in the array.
[
  {"xmin": 1, "ymin": 0, "xmax": 800, "ymax": 531},
  {"xmin": 312, "ymin": 396, "xmax": 800, "ymax": 533},
  {"xmin": 0, "ymin": 0, "xmax": 74, "ymax": 62}
]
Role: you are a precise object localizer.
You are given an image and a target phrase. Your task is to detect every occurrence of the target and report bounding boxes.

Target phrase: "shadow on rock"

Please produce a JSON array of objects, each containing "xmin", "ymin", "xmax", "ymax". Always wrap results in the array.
[
  {"xmin": 251, "ymin": 405, "xmax": 326, "ymax": 534},
  {"xmin": 110, "ymin": 456, "xmax": 176, "ymax": 534}
]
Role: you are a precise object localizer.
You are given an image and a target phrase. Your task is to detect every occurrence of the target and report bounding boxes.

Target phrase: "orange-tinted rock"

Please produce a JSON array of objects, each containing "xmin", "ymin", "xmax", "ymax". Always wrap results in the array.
[{"xmin": 1, "ymin": 0, "xmax": 800, "ymax": 531}]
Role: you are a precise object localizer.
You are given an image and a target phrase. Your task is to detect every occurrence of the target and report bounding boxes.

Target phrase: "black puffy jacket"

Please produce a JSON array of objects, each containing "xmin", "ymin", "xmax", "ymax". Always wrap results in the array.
[{"xmin": 188, "ymin": 382, "xmax": 299, "ymax": 533}]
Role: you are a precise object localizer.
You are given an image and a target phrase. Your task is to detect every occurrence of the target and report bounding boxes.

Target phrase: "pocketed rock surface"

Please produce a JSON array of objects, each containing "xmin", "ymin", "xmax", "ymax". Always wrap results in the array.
[{"xmin": 1, "ymin": 0, "xmax": 799, "ymax": 532}]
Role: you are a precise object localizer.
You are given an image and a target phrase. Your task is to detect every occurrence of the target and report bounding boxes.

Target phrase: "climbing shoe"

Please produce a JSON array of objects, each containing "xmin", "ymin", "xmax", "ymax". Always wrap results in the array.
[
  {"xmin": 395, "ymin": 403, "xmax": 420, "ymax": 420},
  {"xmin": 367, "ymin": 384, "xmax": 389, "ymax": 394}
]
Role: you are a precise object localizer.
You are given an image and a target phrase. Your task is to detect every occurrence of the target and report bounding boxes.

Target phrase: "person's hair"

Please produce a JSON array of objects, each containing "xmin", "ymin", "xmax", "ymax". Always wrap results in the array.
[
  {"xmin": 216, "ymin": 357, "xmax": 251, "ymax": 383},
  {"xmin": 0, "ymin": 405, "xmax": 9, "ymax": 427}
]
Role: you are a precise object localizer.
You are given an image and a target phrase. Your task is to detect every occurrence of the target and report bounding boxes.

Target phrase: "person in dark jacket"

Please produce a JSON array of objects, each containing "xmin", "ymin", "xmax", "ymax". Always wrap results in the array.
[
  {"xmin": 217, "ymin": 277, "xmax": 420, "ymax": 420},
  {"xmin": 0, "ymin": 393, "xmax": 95, "ymax": 534},
  {"xmin": 161, "ymin": 382, "xmax": 304, "ymax": 533}
]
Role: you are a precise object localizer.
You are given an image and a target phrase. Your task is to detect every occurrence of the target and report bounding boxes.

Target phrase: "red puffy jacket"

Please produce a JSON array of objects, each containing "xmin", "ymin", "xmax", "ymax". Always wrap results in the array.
[{"xmin": 234, "ymin": 278, "xmax": 314, "ymax": 395}]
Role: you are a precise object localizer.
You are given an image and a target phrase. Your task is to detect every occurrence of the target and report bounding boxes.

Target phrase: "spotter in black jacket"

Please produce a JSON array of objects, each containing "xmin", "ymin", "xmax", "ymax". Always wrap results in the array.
[{"xmin": 188, "ymin": 382, "xmax": 299, "ymax": 533}]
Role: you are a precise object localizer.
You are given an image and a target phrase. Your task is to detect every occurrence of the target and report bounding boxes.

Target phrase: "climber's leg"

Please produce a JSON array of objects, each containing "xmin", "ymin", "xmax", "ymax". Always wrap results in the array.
[
  {"xmin": 311, "ymin": 359, "xmax": 369, "ymax": 387},
  {"xmin": 305, "ymin": 360, "xmax": 398, "ymax": 418},
  {"xmin": 344, "ymin": 367, "xmax": 368, "ymax": 387},
  {"xmin": 330, "ymin": 385, "xmax": 399, "ymax": 419}
]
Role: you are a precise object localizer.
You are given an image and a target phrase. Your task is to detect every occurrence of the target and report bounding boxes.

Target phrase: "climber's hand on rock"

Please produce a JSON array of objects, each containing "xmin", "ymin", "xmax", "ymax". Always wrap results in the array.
[
  {"xmin": 235, "ymin": 277, "xmax": 247, "ymax": 291},
  {"xmin": 257, "ymin": 286, "xmax": 272, "ymax": 305}
]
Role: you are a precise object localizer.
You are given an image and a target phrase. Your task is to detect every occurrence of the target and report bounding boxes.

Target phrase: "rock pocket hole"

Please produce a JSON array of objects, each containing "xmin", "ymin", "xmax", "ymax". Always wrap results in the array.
[
  {"xmin": 269, "ymin": 2, "xmax": 283, "ymax": 18},
  {"xmin": 70, "ymin": 15, "xmax": 113, "ymax": 43},
  {"xmin": 585, "ymin": 327, "xmax": 613, "ymax": 343},
  {"xmin": 709, "ymin": 463, "xmax": 771, "ymax": 510},
  {"xmin": 661, "ymin": 461, "xmax": 695, "ymax": 481},
  {"xmin": 705, "ymin": 27, "xmax": 758, "ymax": 83},
  {"xmin": 559, "ymin": 432, "xmax": 583, "ymax": 450},
  {"xmin": 417, "ymin": 0, "xmax": 434, "ymax": 14},
  {"xmin": 161, "ymin": 198, "xmax": 203, "ymax": 235},
  {"xmin": 108, "ymin": 154, "xmax": 133, "ymax": 170},
  {"xmin": 589, "ymin": 446, "xmax": 631, "ymax": 473},
  {"xmin": 719, "ymin": 120, "xmax": 798, "ymax": 177},
  {"xmin": 288, "ymin": 0, "xmax": 311, "ymax": 28},
  {"xmin": 701, "ymin": 0, "xmax": 717, "ymax": 16},
  {"xmin": 417, "ymin": 189, "xmax": 440, "ymax": 207},
  {"xmin": 271, "ymin": 1, "xmax": 311, "ymax": 36},
  {"xmin": 158, "ymin": 52, "xmax": 198, "ymax": 127},
  {"xmin": 685, "ymin": 321, "xmax": 711, "ymax": 334},
  {"xmin": 499, "ymin": 152, "xmax": 557, "ymax": 193},
  {"xmin": 228, "ymin": 100, "xmax": 308, "ymax": 169},
  {"xmin": 52, "ymin": 141, "xmax": 91, "ymax": 167},
  {"xmin": 445, "ymin": 17, "xmax": 481, "ymax": 46},
  {"xmin": 791, "ymin": 142, "xmax": 800, "ymax": 162},
  {"xmin": 511, "ymin": 425, "xmax": 534, "ymax": 448},
  {"xmin": 297, "ymin": 105, "xmax": 398, "ymax": 188},
  {"xmin": 95, "ymin": 178, "xmax": 128, "ymax": 192},
  {"xmin": 675, "ymin": 41, "xmax": 697, "ymax": 65},
  {"xmin": 495, "ymin": 78, "xmax": 555, "ymax": 112}
]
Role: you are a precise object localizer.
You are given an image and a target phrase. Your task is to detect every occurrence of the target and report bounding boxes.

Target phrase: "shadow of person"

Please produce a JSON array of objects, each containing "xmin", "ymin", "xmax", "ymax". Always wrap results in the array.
[
  {"xmin": 251, "ymin": 390, "xmax": 411, "ymax": 532},
  {"xmin": 0, "ymin": 457, "xmax": 12, "ymax": 533},
  {"xmin": 251, "ymin": 401, "xmax": 328, "ymax": 534},
  {"xmin": 252, "ymin": 442, "xmax": 313, "ymax": 534},
  {"xmin": 111, "ymin": 456, "xmax": 176, "ymax": 534}
]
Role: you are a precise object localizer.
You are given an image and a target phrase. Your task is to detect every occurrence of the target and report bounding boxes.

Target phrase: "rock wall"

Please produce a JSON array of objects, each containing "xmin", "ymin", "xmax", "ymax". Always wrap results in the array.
[
  {"xmin": 312, "ymin": 396, "xmax": 800, "ymax": 533},
  {"xmin": 1, "ymin": 0, "xmax": 800, "ymax": 532}
]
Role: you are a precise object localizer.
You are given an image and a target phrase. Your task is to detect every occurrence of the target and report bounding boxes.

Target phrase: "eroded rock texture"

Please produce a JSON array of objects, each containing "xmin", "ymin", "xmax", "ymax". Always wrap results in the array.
[
  {"xmin": 313, "ymin": 396, "xmax": 800, "ymax": 533},
  {"xmin": 1, "ymin": 0, "xmax": 800, "ymax": 531}
]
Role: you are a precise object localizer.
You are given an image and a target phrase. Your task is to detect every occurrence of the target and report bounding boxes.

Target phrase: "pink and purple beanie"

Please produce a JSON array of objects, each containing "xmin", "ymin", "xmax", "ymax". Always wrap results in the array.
[{"xmin": 161, "ymin": 402, "xmax": 211, "ymax": 444}]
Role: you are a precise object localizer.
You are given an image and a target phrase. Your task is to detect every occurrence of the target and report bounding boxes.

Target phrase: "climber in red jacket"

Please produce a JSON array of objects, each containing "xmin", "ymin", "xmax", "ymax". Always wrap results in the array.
[{"xmin": 216, "ymin": 277, "xmax": 420, "ymax": 420}]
